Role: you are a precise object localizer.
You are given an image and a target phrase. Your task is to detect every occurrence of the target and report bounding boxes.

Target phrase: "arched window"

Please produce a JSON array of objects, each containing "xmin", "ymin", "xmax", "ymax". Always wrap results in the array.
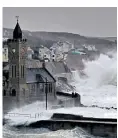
[
  {"xmin": 21, "ymin": 65, "xmax": 22, "ymax": 78},
  {"xmin": 12, "ymin": 65, "xmax": 13, "ymax": 77},
  {"xmin": 15, "ymin": 65, "xmax": 16, "ymax": 77},
  {"xmin": 23, "ymin": 65, "xmax": 24, "ymax": 78},
  {"xmin": 11, "ymin": 89, "xmax": 16, "ymax": 96},
  {"xmin": 49, "ymin": 83, "xmax": 52, "ymax": 93},
  {"xmin": 3, "ymin": 90, "xmax": 6, "ymax": 96}
]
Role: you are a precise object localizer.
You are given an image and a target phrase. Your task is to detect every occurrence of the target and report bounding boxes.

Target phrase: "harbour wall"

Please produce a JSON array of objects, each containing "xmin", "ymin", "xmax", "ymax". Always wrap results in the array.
[{"xmin": 28, "ymin": 114, "xmax": 117, "ymax": 138}]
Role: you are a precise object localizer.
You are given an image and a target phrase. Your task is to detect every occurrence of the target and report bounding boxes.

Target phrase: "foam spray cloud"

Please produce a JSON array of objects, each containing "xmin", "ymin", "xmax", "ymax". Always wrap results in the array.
[{"xmin": 71, "ymin": 53, "xmax": 117, "ymax": 108}]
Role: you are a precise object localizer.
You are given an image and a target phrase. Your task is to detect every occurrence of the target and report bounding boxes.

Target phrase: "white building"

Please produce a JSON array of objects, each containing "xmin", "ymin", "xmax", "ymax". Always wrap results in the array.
[
  {"xmin": 50, "ymin": 41, "xmax": 74, "ymax": 61},
  {"xmin": 82, "ymin": 44, "xmax": 97, "ymax": 51},
  {"xmin": 39, "ymin": 45, "xmax": 51, "ymax": 60}
]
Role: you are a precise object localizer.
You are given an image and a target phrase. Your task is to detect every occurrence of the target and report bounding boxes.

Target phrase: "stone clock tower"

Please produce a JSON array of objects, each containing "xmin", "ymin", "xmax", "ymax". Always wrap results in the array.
[{"xmin": 8, "ymin": 18, "xmax": 29, "ymax": 106}]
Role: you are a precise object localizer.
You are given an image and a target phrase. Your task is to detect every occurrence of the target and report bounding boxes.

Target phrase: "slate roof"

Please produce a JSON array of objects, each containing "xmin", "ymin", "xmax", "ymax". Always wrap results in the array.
[
  {"xmin": 45, "ymin": 61, "xmax": 70, "ymax": 75},
  {"xmin": 26, "ymin": 59, "xmax": 42, "ymax": 68},
  {"xmin": 13, "ymin": 22, "xmax": 22, "ymax": 39},
  {"xmin": 3, "ymin": 60, "xmax": 56, "ymax": 83},
  {"xmin": 26, "ymin": 68, "xmax": 56, "ymax": 83}
]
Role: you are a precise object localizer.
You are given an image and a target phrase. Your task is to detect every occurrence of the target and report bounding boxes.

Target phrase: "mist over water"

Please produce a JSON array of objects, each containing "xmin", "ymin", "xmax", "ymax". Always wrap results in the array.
[{"xmin": 71, "ymin": 53, "xmax": 117, "ymax": 108}]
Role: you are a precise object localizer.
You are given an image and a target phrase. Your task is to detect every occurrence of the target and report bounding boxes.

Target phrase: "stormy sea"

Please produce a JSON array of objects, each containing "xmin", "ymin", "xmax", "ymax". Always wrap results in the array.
[{"xmin": 3, "ymin": 52, "xmax": 117, "ymax": 138}]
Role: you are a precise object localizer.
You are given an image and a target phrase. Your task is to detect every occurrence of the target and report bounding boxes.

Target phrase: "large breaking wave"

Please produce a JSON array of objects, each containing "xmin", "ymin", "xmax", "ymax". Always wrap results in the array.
[{"xmin": 71, "ymin": 53, "xmax": 117, "ymax": 108}]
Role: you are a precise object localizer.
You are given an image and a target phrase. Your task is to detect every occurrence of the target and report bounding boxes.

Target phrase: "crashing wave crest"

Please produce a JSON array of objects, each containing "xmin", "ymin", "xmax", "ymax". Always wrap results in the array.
[{"xmin": 71, "ymin": 53, "xmax": 117, "ymax": 108}]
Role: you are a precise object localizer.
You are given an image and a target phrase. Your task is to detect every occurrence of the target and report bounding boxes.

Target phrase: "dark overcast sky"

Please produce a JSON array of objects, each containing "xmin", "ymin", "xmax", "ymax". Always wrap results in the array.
[{"xmin": 3, "ymin": 7, "xmax": 117, "ymax": 37}]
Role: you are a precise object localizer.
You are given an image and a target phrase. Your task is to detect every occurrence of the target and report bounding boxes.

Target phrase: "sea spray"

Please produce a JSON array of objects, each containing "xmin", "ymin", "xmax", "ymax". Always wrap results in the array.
[
  {"xmin": 4, "ymin": 101, "xmax": 54, "ymax": 126},
  {"xmin": 71, "ymin": 53, "xmax": 117, "ymax": 108}
]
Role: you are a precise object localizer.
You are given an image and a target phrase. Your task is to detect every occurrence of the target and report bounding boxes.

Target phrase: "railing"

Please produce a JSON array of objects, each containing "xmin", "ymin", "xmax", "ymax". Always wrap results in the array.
[{"xmin": 5, "ymin": 112, "xmax": 44, "ymax": 118}]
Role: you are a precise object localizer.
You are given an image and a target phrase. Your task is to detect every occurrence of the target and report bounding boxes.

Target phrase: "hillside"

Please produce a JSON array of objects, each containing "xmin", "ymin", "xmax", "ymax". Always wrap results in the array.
[{"xmin": 3, "ymin": 28, "xmax": 117, "ymax": 53}]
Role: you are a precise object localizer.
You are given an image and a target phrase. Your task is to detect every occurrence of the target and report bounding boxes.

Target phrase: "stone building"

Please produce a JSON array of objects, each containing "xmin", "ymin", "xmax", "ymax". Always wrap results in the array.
[{"xmin": 3, "ymin": 19, "xmax": 56, "ymax": 112}]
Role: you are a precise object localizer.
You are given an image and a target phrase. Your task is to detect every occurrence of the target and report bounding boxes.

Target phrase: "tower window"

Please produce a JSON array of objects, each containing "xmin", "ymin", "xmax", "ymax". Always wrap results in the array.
[
  {"xmin": 23, "ymin": 65, "xmax": 24, "ymax": 78},
  {"xmin": 21, "ymin": 65, "xmax": 24, "ymax": 78},
  {"xmin": 12, "ymin": 65, "xmax": 14, "ymax": 78},
  {"xmin": 15, "ymin": 66, "xmax": 16, "ymax": 77},
  {"xmin": 12, "ymin": 48, "xmax": 16, "ymax": 53},
  {"xmin": 4, "ymin": 49, "xmax": 7, "ymax": 52},
  {"xmin": 11, "ymin": 89, "xmax": 16, "ymax": 96},
  {"xmin": 21, "ymin": 65, "xmax": 22, "ymax": 78},
  {"xmin": 3, "ymin": 90, "xmax": 6, "ymax": 96}
]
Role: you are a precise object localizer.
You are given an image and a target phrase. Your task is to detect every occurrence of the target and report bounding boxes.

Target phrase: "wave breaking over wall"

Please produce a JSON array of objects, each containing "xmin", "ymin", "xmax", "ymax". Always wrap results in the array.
[{"xmin": 71, "ymin": 53, "xmax": 117, "ymax": 108}]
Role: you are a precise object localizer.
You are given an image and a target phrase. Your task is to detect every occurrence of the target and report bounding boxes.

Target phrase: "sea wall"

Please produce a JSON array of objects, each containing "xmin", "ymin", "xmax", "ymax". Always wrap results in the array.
[{"xmin": 28, "ymin": 114, "xmax": 117, "ymax": 138}]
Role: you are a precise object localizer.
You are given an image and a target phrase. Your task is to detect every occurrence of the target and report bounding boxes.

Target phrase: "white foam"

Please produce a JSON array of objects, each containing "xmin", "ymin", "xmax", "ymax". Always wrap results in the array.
[
  {"xmin": 5, "ymin": 103, "xmax": 117, "ymax": 126},
  {"xmin": 71, "ymin": 53, "xmax": 117, "ymax": 108},
  {"xmin": 4, "ymin": 101, "xmax": 53, "ymax": 126}
]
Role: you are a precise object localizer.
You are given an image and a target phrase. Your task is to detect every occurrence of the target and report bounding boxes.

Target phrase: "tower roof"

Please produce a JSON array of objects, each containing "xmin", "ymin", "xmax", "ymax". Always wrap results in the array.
[{"xmin": 13, "ymin": 19, "xmax": 22, "ymax": 39}]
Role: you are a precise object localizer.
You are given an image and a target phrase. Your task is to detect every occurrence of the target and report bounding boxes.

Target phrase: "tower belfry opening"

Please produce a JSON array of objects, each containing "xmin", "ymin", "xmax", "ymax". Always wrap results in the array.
[{"xmin": 13, "ymin": 16, "xmax": 22, "ymax": 39}]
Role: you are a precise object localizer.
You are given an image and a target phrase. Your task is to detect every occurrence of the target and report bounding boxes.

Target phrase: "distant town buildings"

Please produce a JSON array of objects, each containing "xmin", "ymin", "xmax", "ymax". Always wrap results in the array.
[
  {"xmin": 82, "ymin": 44, "xmax": 97, "ymax": 51},
  {"xmin": 50, "ymin": 41, "xmax": 74, "ymax": 62}
]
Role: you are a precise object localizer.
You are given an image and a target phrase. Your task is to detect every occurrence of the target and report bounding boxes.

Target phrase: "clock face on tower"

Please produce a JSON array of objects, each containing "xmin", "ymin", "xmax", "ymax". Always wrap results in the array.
[
  {"xmin": 20, "ymin": 47, "xmax": 26, "ymax": 58},
  {"xmin": 12, "ymin": 48, "xmax": 16, "ymax": 53}
]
